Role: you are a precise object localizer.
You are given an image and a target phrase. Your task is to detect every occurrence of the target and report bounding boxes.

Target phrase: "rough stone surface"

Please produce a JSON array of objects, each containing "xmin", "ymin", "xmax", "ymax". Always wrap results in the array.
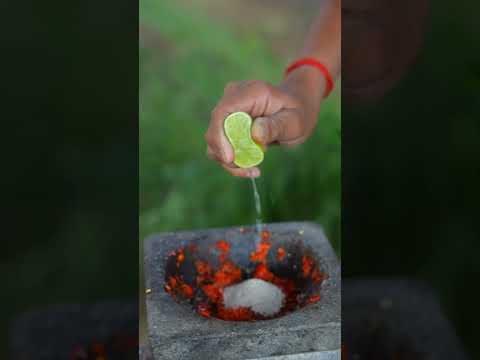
[
  {"xmin": 253, "ymin": 350, "xmax": 340, "ymax": 359},
  {"xmin": 144, "ymin": 222, "xmax": 340, "ymax": 360},
  {"xmin": 139, "ymin": 342, "xmax": 155, "ymax": 360}
]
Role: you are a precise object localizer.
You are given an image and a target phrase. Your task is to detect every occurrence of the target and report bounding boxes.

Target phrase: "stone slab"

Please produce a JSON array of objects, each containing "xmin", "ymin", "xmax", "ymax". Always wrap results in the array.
[
  {"xmin": 144, "ymin": 222, "xmax": 340, "ymax": 360},
  {"xmin": 252, "ymin": 350, "xmax": 340, "ymax": 359}
]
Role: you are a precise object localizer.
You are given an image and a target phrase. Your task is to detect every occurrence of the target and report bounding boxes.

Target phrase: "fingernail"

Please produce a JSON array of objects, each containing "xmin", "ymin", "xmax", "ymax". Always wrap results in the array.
[
  {"xmin": 221, "ymin": 139, "xmax": 234, "ymax": 163},
  {"xmin": 252, "ymin": 118, "xmax": 265, "ymax": 142},
  {"xmin": 220, "ymin": 150, "xmax": 227, "ymax": 163},
  {"xmin": 249, "ymin": 168, "xmax": 260, "ymax": 178},
  {"xmin": 219, "ymin": 148, "xmax": 229, "ymax": 163}
]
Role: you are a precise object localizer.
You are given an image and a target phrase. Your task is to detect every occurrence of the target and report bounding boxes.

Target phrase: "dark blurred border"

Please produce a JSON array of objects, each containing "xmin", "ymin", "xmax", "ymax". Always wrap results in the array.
[
  {"xmin": 342, "ymin": 0, "xmax": 480, "ymax": 358},
  {"xmin": 0, "ymin": 0, "xmax": 138, "ymax": 357}
]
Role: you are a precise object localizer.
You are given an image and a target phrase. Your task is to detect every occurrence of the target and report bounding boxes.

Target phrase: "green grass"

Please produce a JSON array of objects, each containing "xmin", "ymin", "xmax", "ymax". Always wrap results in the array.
[{"xmin": 139, "ymin": 0, "xmax": 341, "ymax": 251}]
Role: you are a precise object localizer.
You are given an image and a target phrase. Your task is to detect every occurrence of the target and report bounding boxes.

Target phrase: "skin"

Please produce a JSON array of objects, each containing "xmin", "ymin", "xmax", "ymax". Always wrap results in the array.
[{"xmin": 205, "ymin": 0, "xmax": 341, "ymax": 178}]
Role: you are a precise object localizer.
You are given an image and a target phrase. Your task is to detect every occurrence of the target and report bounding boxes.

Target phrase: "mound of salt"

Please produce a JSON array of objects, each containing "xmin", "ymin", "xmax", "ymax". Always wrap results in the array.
[{"xmin": 223, "ymin": 278, "xmax": 285, "ymax": 317}]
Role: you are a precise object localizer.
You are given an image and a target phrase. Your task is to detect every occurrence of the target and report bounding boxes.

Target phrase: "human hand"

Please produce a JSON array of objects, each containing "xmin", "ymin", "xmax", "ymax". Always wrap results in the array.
[{"xmin": 205, "ymin": 67, "xmax": 325, "ymax": 178}]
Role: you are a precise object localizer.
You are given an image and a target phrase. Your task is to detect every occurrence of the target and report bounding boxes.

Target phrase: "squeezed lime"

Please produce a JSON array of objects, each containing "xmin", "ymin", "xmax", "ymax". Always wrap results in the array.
[{"xmin": 224, "ymin": 112, "xmax": 264, "ymax": 168}]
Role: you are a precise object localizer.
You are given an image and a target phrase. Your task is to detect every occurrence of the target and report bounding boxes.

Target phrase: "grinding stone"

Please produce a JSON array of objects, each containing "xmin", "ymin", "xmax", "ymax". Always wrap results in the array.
[{"xmin": 144, "ymin": 222, "xmax": 340, "ymax": 360}]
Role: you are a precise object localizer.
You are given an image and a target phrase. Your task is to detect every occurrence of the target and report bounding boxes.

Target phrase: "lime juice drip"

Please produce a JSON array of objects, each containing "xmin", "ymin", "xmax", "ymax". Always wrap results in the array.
[{"xmin": 250, "ymin": 177, "xmax": 263, "ymax": 245}]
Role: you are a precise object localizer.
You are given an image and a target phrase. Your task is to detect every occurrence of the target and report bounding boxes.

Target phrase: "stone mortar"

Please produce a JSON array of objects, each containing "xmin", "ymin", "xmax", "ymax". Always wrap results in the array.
[{"xmin": 144, "ymin": 222, "xmax": 340, "ymax": 360}]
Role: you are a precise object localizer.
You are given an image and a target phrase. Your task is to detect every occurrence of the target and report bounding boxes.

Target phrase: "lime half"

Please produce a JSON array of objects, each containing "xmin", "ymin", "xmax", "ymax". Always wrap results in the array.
[{"xmin": 224, "ymin": 112, "xmax": 264, "ymax": 168}]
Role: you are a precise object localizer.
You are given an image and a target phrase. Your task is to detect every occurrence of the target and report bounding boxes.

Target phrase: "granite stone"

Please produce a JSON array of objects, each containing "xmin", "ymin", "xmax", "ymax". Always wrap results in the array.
[{"xmin": 144, "ymin": 222, "xmax": 340, "ymax": 360}]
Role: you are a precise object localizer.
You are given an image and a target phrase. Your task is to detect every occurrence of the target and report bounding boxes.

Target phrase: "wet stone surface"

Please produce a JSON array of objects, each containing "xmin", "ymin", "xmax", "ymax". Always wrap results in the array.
[{"xmin": 144, "ymin": 222, "xmax": 340, "ymax": 360}]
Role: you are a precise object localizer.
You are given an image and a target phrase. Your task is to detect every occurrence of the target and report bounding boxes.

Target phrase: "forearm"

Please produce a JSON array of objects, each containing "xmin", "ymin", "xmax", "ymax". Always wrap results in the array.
[
  {"xmin": 280, "ymin": 0, "xmax": 340, "ymax": 128},
  {"xmin": 300, "ymin": 0, "xmax": 341, "ymax": 78}
]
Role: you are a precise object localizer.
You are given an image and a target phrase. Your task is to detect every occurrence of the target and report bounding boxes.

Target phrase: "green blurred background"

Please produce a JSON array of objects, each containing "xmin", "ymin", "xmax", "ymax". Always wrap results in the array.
[{"xmin": 139, "ymin": 0, "xmax": 340, "ymax": 338}]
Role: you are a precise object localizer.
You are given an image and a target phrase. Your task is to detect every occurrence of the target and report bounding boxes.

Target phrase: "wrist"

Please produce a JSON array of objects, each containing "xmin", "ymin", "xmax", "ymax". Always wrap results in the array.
[
  {"xmin": 280, "ymin": 66, "xmax": 324, "ymax": 132},
  {"xmin": 281, "ymin": 66, "xmax": 325, "ymax": 110}
]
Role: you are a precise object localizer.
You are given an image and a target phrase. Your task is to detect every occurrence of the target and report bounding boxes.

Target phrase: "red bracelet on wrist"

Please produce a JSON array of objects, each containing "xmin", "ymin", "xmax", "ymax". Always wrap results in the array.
[{"xmin": 285, "ymin": 57, "xmax": 334, "ymax": 98}]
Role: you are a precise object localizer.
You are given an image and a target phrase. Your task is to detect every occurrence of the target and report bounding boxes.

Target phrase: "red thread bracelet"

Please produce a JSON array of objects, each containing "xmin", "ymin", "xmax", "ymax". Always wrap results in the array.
[{"xmin": 285, "ymin": 58, "xmax": 334, "ymax": 98}]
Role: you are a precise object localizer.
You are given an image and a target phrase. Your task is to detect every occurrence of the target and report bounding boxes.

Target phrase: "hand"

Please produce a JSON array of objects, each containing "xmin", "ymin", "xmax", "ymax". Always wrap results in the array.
[{"xmin": 205, "ymin": 67, "xmax": 325, "ymax": 178}]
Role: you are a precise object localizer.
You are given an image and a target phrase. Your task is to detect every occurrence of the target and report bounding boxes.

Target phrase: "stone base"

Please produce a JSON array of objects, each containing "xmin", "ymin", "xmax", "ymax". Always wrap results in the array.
[
  {"xmin": 143, "ymin": 222, "xmax": 340, "ymax": 360},
  {"xmin": 253, "ymin": 350, "xmax": 340, "ymax": 359}
]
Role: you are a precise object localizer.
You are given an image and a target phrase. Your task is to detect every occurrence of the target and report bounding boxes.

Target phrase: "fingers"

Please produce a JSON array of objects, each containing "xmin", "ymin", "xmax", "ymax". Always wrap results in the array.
[
  {"xmin": 213, "ymin": 80, "xmax": 286, "ymax": 122},
  {"xmin": 251, "ymin": 109, "xmax": 307, "ymax": 146},
  {"xmin": 206, "ymin": 79, "xmax": 301, "ymax": 177},
  {"xmin": 206, "ymin": 145, "xmax": 222, "ymax": 162},
  {"xmin": 208, "ymin": 146, "xmax": 260, "ymax": 178},
  {"xmin": 223, "ymin": 80, "xmax": 243, "ymax": 96},
  {"xmin": 205, "ymin": 118, "xmax": 234, "ymax": 164},
  {"xmin": 222, "ymin": 164, "xmax": 261, "ymax": 178},
  {"xmin": 205, "ymin": 82, "xmax": 254, "ymax": 165},
  {"xmin": 206, "ymin": 80, "xmax": 278, "ymax": 168}
]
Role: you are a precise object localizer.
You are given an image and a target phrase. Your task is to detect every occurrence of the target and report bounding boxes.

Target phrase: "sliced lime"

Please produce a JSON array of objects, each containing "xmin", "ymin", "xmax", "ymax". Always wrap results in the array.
[{"xmin": 224, "ymin": 112, "xmax": 264, "ymax": 168}]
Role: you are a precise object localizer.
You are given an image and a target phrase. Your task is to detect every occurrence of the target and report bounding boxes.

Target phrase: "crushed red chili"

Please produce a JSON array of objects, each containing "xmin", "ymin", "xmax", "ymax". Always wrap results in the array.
[
  {"xmin": 250, "ymin": 241, "xmax": 271, "ymax": 263},
  {"xmin": 176, "ymin": 249, "xmax": 185, "ymax": 267},
  {"xmin": 180, "ymin": 283, "xmax": 194, "ymax": 299},
  {"xmin": 217, "ymin": 305, "xmax": 258, "ymax": 321},
  {"xmin": 216, "ymin": 240, "xmax": 231, "ymax": 262},
  {"xmin": 214, "ymin": 261, "xmax": 242, "ymax": 287},
  {"xmin": 201, "ymin": 284, "xmax": 222, "ymax": 303},
  {"xmin": 305, "ymin": 294, "xmax": 321, "ymax": 305},
  {"xmin": 311, "ymin": 267, "xmax": 324, "ymax": 284},
  {"xmin": 302, "ymin": 255, "xmax": 315, "ymax": 277},
  {"xmin": 166, "ymin": 275, "xmax": 194, "ymax": 300},
  {"xmin": 195, "ymin": 260, "xmax": 213, "ymax": 284},
  {"xmin": 165, "ymin": 234, "xmax": 326, "ymax": 322},
  {"xmin": 216, "ymin": 240, "xmax": 230, "ymax": 252},
  {"xmin": 195, "ymin": 260, "xmax": 212, "ymax": 275},
  {"xmin": 261, "ymin": 230, "xmax": 271, "ymax": 241},
  {"xmin": 197, "ymin": 303, "xmax": 212, "ymax": 318},
  {"xmin": 253, "ymin": 263, "xmax": 274, "ymax": 282},
  {"xmin": 168, "ymin": 276, "xmax": 177, "ymax": 288}
]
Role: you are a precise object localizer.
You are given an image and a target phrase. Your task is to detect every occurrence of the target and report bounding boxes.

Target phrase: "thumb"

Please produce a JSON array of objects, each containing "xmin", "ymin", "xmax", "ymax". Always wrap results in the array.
[{"xmin": 251, "ymin": 110, "xmax": 302, "ymax": 146}]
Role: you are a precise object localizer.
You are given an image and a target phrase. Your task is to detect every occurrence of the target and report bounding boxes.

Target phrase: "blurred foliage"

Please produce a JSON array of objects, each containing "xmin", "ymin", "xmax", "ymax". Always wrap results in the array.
[{"xmin": 139, "ymin": 0, "xmax": 341, "ymax": 253}]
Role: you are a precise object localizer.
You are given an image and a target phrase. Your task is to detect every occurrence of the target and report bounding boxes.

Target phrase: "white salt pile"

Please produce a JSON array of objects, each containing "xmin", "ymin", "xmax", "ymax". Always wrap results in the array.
[{"xmin": 223, "ymin": 278, "xmax": 285, "ymax": 317}]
